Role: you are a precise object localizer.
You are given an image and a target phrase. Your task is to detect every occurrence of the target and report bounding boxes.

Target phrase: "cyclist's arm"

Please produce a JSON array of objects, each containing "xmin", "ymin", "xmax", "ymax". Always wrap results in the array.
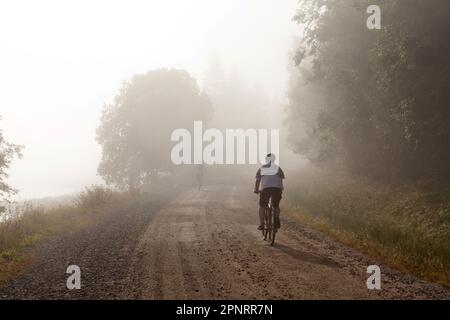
[
  {"xmin": 254, "ymin": 168, "xmax": 261, "ymax": 193},
  {"xmin": 279, "ymin": 168, "xmax": 285, "ymax": 179},
  {"xmin": 254, "ymin": 178, "xmax": 260, "ymax": 193}
]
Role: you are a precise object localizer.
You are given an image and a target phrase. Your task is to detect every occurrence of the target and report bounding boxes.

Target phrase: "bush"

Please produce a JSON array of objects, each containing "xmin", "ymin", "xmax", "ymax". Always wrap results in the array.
[{"xmin": 75, "ymin": 185, "xmax": 115, "ymax": 212}]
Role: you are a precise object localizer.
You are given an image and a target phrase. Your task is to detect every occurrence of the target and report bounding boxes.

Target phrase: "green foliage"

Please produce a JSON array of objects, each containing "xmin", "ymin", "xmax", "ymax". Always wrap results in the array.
[
  {"xmin": 96, "ymin": 69, "xmax": 212, "ymax": 189},
  {"xmin": 0, "ymin": 117, "xmax": 23, "ymax": 199},
  {"xmin": 288, "ymin": 0, "xmax": 450, "ymax": 185}
]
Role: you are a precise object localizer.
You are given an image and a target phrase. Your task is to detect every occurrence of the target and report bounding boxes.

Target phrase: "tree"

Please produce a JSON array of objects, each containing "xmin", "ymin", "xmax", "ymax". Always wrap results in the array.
[
  {"xmin": 96, "ymin": 69, "xmax": 212, "ymax": 189},
  {"xmin": 0, "ymin": 117, "xmax": 23, "ymax": 200},
  {"xmin": 287, "ymin": 0, "xmax": 450, "ymax": 185}
]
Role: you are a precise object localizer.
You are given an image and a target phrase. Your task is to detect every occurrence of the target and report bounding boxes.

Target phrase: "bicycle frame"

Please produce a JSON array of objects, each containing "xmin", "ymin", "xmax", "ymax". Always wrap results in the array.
[{"xmin": 262, "ymin": 199, "xmax": 276, "ymax": 246}]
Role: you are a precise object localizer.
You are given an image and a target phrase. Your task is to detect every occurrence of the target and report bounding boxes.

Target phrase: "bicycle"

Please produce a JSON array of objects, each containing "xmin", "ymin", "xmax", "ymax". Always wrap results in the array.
[
  {"xmin": 262, "ymin": 199, "xmax": 277, "ymax": 246},
  {"xmin": 195, "ymin": 165, "xmax": 205, "ymax": 190}
]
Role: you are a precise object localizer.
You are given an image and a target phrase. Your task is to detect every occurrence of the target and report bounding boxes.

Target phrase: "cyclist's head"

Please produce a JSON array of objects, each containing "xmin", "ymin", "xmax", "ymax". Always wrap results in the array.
[{"xmin": 265, "ymin": 153, "xmax": 276, "ymax": 164}]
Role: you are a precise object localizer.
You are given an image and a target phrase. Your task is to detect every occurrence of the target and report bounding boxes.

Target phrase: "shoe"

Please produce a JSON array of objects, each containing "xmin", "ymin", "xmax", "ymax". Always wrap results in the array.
[{"xmin": 257, "ymin": 225, "xmax": 264, "ymax": 231}]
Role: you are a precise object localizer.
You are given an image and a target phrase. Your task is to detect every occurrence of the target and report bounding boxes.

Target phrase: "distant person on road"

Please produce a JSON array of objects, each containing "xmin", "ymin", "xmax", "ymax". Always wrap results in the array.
[
  {"xmin": 253, "ymin": 153, "xmax": 285, "ymax": 230},
  {"xmin": 195, "ymin": 164, "xmax": 206, "ymax": 190}
]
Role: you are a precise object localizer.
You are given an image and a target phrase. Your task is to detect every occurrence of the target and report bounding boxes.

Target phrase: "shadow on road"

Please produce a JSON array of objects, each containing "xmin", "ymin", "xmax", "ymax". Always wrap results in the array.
[{"xmin": 272, "ymin": 243, "xmax": 341, "ymax": 268}]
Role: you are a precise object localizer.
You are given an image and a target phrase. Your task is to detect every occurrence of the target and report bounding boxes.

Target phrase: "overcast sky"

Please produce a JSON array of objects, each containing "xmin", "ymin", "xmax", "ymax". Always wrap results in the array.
[{"xmin": 0, "ymin": 0, "xmax": 299, "ymax": 199}]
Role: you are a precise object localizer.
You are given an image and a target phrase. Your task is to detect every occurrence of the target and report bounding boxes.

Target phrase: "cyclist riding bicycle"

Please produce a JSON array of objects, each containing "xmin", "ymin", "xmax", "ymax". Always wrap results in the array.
[
  {"xmin": 195, "ymin": 164, "xmax": 206, "ymax": 190},
  {"xmin": 253, "ymin": 153, "xmax": 285, "ymax": 231}
]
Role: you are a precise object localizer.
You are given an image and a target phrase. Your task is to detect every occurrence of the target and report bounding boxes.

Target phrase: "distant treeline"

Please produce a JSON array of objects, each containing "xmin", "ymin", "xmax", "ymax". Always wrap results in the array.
[{"xmin": 287, "ymin": 0, "xmax": 450, "ymax": 186}]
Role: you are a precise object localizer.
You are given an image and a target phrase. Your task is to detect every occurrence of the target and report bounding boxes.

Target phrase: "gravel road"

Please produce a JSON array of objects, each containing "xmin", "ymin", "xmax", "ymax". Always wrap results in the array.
[{"xmin": 1, "ymin": 181, "xmax": 449, "ymax": 299}]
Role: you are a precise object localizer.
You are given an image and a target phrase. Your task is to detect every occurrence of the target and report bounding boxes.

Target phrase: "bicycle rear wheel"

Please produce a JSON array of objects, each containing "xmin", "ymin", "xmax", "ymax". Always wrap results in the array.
[
  {"xmin": 263, "ymin": 206, "xmax": 269, "ymax": 240},
  {"xmin": 267, "ymin": 206, "xmax": 274, "ymax": 242},
  {"xmin": 270, "ymin": 220, "xmax": 277, "ymax": 246},
  {"xmin": 270, "ymin": 213, "xmax": 276, "ymax": 246}
]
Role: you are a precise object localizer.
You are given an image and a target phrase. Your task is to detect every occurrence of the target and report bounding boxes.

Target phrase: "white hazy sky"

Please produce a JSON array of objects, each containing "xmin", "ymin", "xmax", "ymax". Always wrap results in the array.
[{"xmin": 0, "ymin": 0, "xmax": 299, "ymax": 199}]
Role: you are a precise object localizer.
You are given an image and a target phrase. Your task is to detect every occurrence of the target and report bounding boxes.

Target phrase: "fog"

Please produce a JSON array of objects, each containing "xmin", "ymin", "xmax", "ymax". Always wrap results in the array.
[
  {"xmin": 2, "ymin": 0, "xmax": 449, "ymax": 292},
  {"xmin": 0, "ymin": 0, "xmax": 299, "ymax": 199}
]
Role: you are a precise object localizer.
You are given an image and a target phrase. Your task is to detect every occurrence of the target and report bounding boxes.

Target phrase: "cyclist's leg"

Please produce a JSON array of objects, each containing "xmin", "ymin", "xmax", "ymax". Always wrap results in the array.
[
  {"xmin": 258, "ymin": 207, "xmax": 265, "ymax": 230},
  {"xmin": 258, "ymin": 189, "xmax": 269, "ymax": 230},
  {"xmin": 271, "ymin": 189, "xmax": 282, "ymax": 229}
]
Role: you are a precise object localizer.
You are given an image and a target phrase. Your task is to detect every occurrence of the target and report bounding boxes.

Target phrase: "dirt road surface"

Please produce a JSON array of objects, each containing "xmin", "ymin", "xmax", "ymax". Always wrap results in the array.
[{"xmin": 1, "ymin": 181, "xmax": 449, "ymax": 299}]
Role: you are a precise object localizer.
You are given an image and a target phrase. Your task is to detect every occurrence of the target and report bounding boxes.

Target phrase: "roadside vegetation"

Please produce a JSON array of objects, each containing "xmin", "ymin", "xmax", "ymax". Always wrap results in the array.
[
  {"xmin": 284, "ymin": 0, "xmax": 450, "ymax": 287},
  {"xmin": 0, "ymin": 186, "xmax": 134, "ymax": 287},
  {"xmin": 285, "ymin": 167, "xmax": 450, "ymax": 287}
]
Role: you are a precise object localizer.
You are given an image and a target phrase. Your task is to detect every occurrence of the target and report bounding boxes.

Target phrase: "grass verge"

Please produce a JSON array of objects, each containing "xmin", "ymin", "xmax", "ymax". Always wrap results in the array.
[
  {"xmin": 285, "ymin": 167, "xmax": 450, "ymax": 287},
  {"xmin": 0, "ymin": 186, "xmax": 131, "ymax": 288}
]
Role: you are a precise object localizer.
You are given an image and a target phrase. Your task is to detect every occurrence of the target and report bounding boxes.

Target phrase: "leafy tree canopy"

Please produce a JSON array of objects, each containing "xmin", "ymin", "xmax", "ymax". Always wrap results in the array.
[
  {"xmin": 97, "ymin": 69, "xmax": 212, "ymax": 189},
  {"xmin": 288, "ymin": 0, "xmax": 450, "ymax": 185}
]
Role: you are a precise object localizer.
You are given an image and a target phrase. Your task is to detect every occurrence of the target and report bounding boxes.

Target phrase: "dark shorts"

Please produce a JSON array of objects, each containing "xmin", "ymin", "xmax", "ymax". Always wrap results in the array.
[{"xmin": 259, "ymin": 187, "xmax": 282, "ymax": 207}]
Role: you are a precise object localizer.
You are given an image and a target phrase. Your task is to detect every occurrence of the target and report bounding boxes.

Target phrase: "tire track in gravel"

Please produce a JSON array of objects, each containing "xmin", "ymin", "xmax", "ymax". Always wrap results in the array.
[
  {"xmin": 1, "ymin": 181, "xmax": 450, "ymax": 299},
  {"xmin": 125, "ymin": 182, "xmax": 450, "ymax": 299}
]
